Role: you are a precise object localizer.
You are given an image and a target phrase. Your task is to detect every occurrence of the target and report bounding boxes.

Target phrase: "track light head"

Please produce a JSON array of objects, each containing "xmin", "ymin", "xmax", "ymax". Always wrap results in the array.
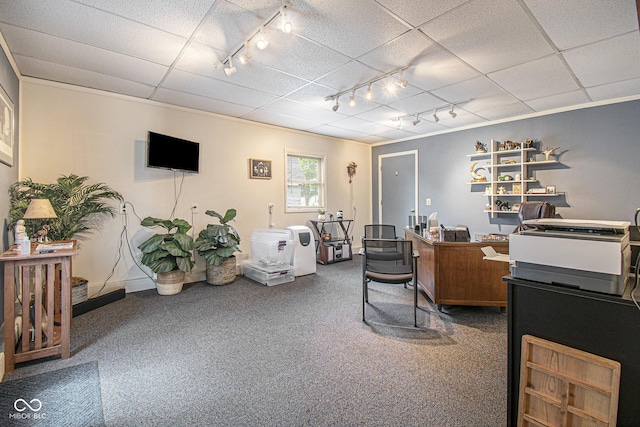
[
  {"xmin": 397, "ymin": 117, "xmax": 403, "ymax": 129},
  {"xmin": 385, "ymin": 75, "xmax": 396, "ymax": 93},
  {"xmin": 433, "ymin": 108, "xmax": 439, "ymax": 122},
  {"xmin": 214, "ymin": 60, "xmax": 224, "ymax": 69},
  {"xmin": 396, "ymin": 70, "xmax": 408, "ymax": 88},
  {"xmin": 365, "ymin": 83, "xmax": 373, "ymax": 100},
  {"xmin": 256, "ymin": 27, "xmax": 269, "ymax": 50},
  {"xmin": 224, "ymin": 57, "xmax": 237, "ymax": 76},
  {"xmin": 280, "ymin": 5, "xmax": 292, "ymax": 33},
  {"xmin": 349, "ymin": 91, "xmax": 356, "ymax": 107},
  {"xmin": 332, "ymin": 97, "xmax": 340, "ymax": 112},
  {"xmin": 412, "ymin": 114, "xmax": 421, "ymax": 126},
  {"xmin": 449, "ymin": 104, "xmax": 457, "ymax": 118}
]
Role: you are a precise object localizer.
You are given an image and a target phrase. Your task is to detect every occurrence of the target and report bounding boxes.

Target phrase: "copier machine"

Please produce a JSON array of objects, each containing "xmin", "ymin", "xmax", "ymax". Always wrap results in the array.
[{"xmin": 509, "ymin": 218, "xmax": 631, "ymax": 295}]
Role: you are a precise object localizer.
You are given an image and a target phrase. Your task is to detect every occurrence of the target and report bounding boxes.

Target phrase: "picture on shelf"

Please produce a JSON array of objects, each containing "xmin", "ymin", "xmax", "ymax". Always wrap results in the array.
[
  {"xmin": 512, "ymin": 183, "xmax": 521, "ymax": 194},
  {"xmin": 546, "ymin": 185, "xmax": 556, "ymax": 194}
]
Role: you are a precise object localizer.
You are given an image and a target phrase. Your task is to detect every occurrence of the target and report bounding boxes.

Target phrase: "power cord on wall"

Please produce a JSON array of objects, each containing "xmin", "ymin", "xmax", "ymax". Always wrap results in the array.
[{"xmin": 631, "ymin": 208, "xmax": 640, "ymax": 313}]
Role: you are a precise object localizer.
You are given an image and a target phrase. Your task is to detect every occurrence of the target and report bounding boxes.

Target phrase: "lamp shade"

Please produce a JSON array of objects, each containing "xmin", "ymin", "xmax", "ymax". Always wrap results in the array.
[{"xmin": 24, "ymin": 199, "xmax": 57, "ymax": 219}]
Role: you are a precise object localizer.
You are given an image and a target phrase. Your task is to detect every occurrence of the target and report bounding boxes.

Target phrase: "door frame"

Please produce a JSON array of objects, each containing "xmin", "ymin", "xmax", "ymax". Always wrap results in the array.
[{"xmin": 378, "ymin": 150, "xmax": 419, "ymax": 224}]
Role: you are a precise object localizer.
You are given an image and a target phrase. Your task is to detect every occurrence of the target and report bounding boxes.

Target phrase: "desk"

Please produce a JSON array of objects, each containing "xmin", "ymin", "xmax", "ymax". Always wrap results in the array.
[
  {"xmin": 506, "ymin": 276, "xmax": 640, "ymax": 426},
  {"xmin": 1, "ymin": 241, "xmax": 77, "ymax": 372},
  {"xmin": 404, "ymin": 229, "xmax": 509, "ymax": 310}
]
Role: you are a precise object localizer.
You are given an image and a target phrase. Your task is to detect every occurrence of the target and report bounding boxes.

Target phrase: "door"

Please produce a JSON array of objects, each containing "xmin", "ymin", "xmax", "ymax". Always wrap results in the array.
[{"xmin": 379, "ymin": 150, "xmax": 418, "ymax": 233}]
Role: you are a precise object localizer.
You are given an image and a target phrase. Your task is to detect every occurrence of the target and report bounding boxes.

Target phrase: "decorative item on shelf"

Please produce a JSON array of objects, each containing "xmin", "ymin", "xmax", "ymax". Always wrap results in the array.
[
  {"xmin": 195, "ymin": 209, "xmax": 241, "ymax": 286},
  {"xmin": 515, "ymin": 173, "xmax": 521, "ymax": 180},
  {"xmin": 485, "ymin": 185, "xmax": 491, "ymax": 195},
  {"xmin": 500, "ymin": 159, "xmax": 517, "ymax": 164},
  {"xmin": 498, "ymin": 174, "xmax": 513, "ymax": 181},
  {"xmin": 546, "ymin": 185, "xmax": 556, "ymax": 194},
  {"xmin": 470, "ymin": 162, "xmax": 487, "ymax": 182},
  {"xmin": 498, "ymin": 186, "xmax": 507, "ymax": 195},
  {"xmin": 543, "ymin": 147, "xmax": 559, "ymax": 161},
  {"xmin": 485, "ymin": 204, "xmax": 492, "ymax": 211},
  {"xmin": 495, "ymin": 199, "xmax": 511, "ymax": 211},
  {"xmin": 23, "ymin": 198, "xmax": 57, "ymax": 242},
  {"xmin": 513, "ymin": 183, "xmax": 522, "ymax": 194},
  {"xmin": 527, "ymin": 188, "xmax": 547, "ymax": 194},
  {"xmin": 512, "ymin": 203, "xmax": 521, "ymax": 212},
  {"xmin": 346, "ymin": 161, "xmax": 357, "ymax": 183},
  {"xmin": 475, "ymin": 141, "xmax": 487, "ymax": 153},
  {"xmin": 336, "ymin": 210, "xmax": 343, "ymax": 220},
  {"xmin": 523, "ymin": 139, "xmax": 538, "ymax": 149},
  {"xmin": 14, "ymin": 219, "xmax": 26, "ymax": 243},
  {"xmin": 497, "ymin": 141, "xmax": 505, "ymax": 151},
  {"xmin": 502, "ymin": 140, "xmax": 520, "ymax": 150},
  {"xmin": 317, "ymin": 209, "xmax": 326, "ymax": 220},
  {"xmin": 529, "ymin": 157, "xmax": 536, "ymax": 162}
]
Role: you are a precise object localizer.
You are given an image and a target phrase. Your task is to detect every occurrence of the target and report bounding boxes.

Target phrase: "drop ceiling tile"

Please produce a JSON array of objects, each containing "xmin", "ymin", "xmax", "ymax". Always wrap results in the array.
[
  {"xmin": 161, "ymin": 69, "xmax": 278, "ymax": 108},
  {"xmin": 315, "ymin": 61, "xmax": 385, "ymax": 91},
  {"xmin": 0, "ymin": 0, "xmax": 188, "ymax": 65},
  {"xmin": 213, "ymin": 61, "xmax": 309, "ymax": 96},
  {"xmin": 75, "ymin": 0, "xmax": 214, "ymax": 38},
  {"xmin": 329, "ymin": 116, "xmax": 398, "ymax": 135},
  {"xmin": 489, "ymin": 55, "xmax": 579, "ymax": 100},
  {"xmin": 261, "ymin": 98, "xmax": 348, "ymax": 124},
  {"xmin": 192, "ymin": 0, "xmax": 264, "ymax": 52},
  {"xmin": 586, "ymin": 78, "xmax": 640, "ymax": 102},
  {"xmin": 388, "ymin": 92, "xmax": 448, "ymax": 115},
  {"xmin": 375, "ymin": 0, "xmax": 470, "ymax": 27},
  {"xmin": 249, "ymin": 32, "xmax": 352, "ymax": 81},
  {"xmin": 475, "ymin": 102, "xmax": 534, "ymax": 121},
  {"xmin": 401, "ymin": 119, "xmax": 448, "ymax": 134},
  {"xmin": 353, "ymin": 105, "xmax": 407, "ymax": 125},
  {"xmin": 225, "ymin": 0, "xmax": 283, "ymax": 18},
  {"xmin": 242, "ymin": 109, "xmax": 319, "ymax": 131},
  {"xmin": 431, "ymin": 76, "xmax": 505, "ymax": 104},
  {"xmin": 153, "ymin": 88, "xmax": 255, "ymax": 117},
  {"xmin": 374, "ymin": 128, "xmax": 423, "ymax": 141},
  {"xmin": 291, "ymin": 0, "xmax": 410, "ymax": 58},
  {"xmin": 422, "ymin": 0, "xmax": 554, "ymax": 73},
  {"xmin": 356, "ymin": 134, "xmax": 391, "ymax": 144},
  {"xmin": 358, "ymin": 30, "xmax": 432, "ymax": 72},
  {"xmin": 525, "ymin": 90, "xmax": 590, "ymax": 112},
  {"xmin": 563, "ymin": 32, "xmax": 640, "ymax": 88},
  {"xmin": 456, "ymin": 92, "xmax": 521, "ymax": 113},
  {"xmin": 306, "ymin": 124, "xmax": 370, "ymax": 140},
  {"xmin": 523, "ymin": 0, "xmax": 639, "ymax": 50},
  {"xmin": 1, "ymin": 25, "xmax": 168, "ymax": 86},
  {"xmin": 14, "ymin": 55, "xmax": 155, "ymax": 98},
  {"xmin": 285, "ymin": 83, "xmax": 382, "ymax": 115},
  {"xmin": 173, "ymin": 42, "xmax": 228, "ymax": 77}
]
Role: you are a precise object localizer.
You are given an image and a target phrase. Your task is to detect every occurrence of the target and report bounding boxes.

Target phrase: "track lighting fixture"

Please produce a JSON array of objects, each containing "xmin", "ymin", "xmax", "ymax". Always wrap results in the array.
[
  {"xmin": 397, "ymin": 117, "xmax": 403, "ymax": 130},
  {"xmin": 224, "ymin": 57, "xmax": 237, "ymax": 76},
  {"xmin": 324, "ymin": 66, "xmax": 409, "ymax": 110},
  {"xmin": 238, "ymin": 41, "xmax": 252, "ymax": 64},
  {"xmin": 280, "ymin": 4, "xmax": 292, "ymax": 33},
  {"xmin": 385, "ymin": 75, "xmax": 396, "ymax": 93},
  {"xmin": 433, "ymin": 108, "xmax": 439, "ymax": 122},
  {"xmin": 256, "ymin": 27, "xmax": 269, "ymax": 50},
  {"xmin": 349, "ymin": 90, "xmax": 356, "ymax": 107},
  {"xmin": 365, "ymin": 83, "xmax": 373, "ymax": 101},
  {"xmin": 412, "ymin": 114, "xmax": 421, "ymax": 126},
  {"xmin": 396, "ymin": 70, "xmax": 408, "ymax": 88},
  {"xmin": 449, "ymin": 104, "xmax": 457, "ymax": 118},
  {"xmin": 332, "ymin": 97, "xmax": 340, "ymax": 112}
]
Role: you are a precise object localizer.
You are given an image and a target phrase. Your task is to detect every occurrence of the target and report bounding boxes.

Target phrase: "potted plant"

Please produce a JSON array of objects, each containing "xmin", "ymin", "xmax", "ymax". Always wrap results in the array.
[
  {"xmin": 138, "ymin": 217, "xmax": 194, "ymax": 295},
  {"xmin": 195, "ymin": 209, "xmax": 241, "ymax": 286},
  {"xmin": 317, "ymin": 209, "xmax": 326, "ymax": 220}
]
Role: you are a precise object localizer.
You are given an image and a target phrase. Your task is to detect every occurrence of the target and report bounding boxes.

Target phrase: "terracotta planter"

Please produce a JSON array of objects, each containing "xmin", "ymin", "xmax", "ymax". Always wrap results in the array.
[
  {"xmin": 155, "ymin": 270, "xmax": 185, "ymax": 295},
  {"xmin": 206, "ymin": 256, "xmax": 236, "ymax": 286}
]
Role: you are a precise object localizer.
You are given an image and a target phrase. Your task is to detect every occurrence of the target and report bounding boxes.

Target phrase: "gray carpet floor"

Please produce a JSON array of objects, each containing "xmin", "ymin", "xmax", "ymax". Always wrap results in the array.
[{"xmin": 3, "ymin": 258, "xmax": 508, "ymax": 426}]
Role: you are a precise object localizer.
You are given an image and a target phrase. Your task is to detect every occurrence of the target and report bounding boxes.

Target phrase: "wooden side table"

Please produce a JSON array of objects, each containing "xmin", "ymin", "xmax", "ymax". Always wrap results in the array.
[{"xmin": 1, "ymin": 240, "xmax": 77, "ymax": 372}]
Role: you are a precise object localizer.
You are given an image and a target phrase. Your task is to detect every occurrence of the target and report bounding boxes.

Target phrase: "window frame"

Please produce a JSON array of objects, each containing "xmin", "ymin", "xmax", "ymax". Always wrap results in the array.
[{"xmin": 284, "ymin": 150, "xmax": 327, "ymax": 213}]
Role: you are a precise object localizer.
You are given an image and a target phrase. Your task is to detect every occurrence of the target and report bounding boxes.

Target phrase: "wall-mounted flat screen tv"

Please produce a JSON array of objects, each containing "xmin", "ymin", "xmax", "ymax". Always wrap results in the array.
[{"xmin": 147, "ymin": 131, "xmax": 200, "ymax": 173}]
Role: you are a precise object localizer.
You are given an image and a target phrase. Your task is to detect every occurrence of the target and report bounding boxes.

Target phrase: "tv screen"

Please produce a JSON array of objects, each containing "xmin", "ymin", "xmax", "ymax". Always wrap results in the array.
[{"xmin": 147, "ymin": 131, "xmax": 200, "ymax": 173}]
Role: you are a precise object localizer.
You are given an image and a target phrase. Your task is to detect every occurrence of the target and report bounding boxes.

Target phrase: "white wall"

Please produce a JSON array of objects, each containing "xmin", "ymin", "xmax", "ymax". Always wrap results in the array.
[{"xmin": 20, "ymin": 79, "xmax": 371, "ymax": 293}]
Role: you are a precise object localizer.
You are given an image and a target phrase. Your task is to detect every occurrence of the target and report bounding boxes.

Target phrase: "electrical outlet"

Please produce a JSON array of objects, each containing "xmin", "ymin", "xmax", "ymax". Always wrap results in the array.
[
  {"xmin": 268, "ymin": 203, "xmax": 274, "ymax": 214},
  {"xmin": 191, "ymin": 203, "xmax": 198, "ymax": 213}
]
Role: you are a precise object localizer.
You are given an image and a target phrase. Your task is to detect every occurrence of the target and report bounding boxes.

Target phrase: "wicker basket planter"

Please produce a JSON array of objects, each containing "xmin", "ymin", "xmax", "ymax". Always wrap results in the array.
[
  {"xmin": 206, "ymin": 256, "xmax": 236, "ymax": 286},
  {"xmin": 156, "ymin": 270, "xmax": 185, "ymax": 295},
  {"xmin": 71, "ymin": 277, "xmax": 88, "ymax": 305}
]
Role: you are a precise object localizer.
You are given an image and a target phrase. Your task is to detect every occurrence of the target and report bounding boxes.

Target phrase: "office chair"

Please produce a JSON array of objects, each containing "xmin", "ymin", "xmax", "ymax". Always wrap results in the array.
[
  {"xmin": 514, "ymin": 201, "xmax": 555, "ymax": 232},
  {"xmin": 361, "ymin": 238, "xmax": 420, "ymax": 327},
  {"xmin": 364, "ymin": 224, "xmax": 398, "ymax": 239}
]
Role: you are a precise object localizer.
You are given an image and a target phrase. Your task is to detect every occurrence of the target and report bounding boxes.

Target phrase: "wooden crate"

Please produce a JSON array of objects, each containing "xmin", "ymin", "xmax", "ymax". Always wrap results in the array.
[{"xmin": 518, "ymin": 335, "xmax": 621, "ymax": 427}]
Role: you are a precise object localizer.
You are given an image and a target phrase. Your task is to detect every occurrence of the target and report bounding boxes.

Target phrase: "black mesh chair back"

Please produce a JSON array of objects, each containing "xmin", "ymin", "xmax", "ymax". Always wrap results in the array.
[
  {"xmin": 364, "ymin": 224, "xmax": 397, "ymax": 239},
  {"xmin": 361, "ymin": 238, "xmax": 419, "ymax": 327}
]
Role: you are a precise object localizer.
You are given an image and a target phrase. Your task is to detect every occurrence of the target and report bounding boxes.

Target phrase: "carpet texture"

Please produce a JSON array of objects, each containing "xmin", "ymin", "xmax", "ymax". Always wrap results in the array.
[
  {"xmin": 0, "ymin": 361, "xmax": 104, "ymax": 426},
  {"xmin": 2, "ymin": 258, "xmax": 507, "ymax": 426}
]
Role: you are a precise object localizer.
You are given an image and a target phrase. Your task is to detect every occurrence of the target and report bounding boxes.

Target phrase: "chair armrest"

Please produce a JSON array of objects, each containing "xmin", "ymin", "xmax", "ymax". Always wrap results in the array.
[{"xmin": 412, "ymin": 250, "xmax": 419, "ymax": 258}]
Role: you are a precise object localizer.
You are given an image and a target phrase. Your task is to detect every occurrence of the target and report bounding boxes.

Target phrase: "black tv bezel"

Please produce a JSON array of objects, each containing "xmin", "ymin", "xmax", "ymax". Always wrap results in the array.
[{"xmin": 146, "ymin": 131, "xmax": 200, "ymax": 173}]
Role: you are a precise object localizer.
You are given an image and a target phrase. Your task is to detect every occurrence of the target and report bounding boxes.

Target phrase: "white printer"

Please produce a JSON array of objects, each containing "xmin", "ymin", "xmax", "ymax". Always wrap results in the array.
[{"xmin": 509, "ymin": 218, "xmax": 631, "ymax": 295}]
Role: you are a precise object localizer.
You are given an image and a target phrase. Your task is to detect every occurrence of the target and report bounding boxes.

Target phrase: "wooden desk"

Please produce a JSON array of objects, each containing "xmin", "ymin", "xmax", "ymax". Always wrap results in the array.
[
  {"xmin": 404, "ymin": 229, "xmax": 509, "ymax": 310},
  {"xmin": 1, "ymin": 241, "xmax": 77, "ymax": 372}
]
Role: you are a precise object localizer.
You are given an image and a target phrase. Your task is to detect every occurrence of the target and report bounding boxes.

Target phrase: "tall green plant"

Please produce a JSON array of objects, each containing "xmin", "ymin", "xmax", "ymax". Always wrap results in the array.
[
  {"xmin": 8, "ymin": 174, "xmax": 123, "ymax": 241},
  {"xmin": 138, "ymin": 217, "xmax": 194, "ymax": 274},
  {"xmin": 195, "ymin": 209, "xmax": 241, "ymax": 266}
]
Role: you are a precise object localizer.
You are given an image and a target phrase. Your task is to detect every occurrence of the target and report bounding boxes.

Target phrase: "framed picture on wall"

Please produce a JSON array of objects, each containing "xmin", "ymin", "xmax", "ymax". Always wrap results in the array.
[
  {"xmin": 249, "ymin": 158, "xmax": 272, "ymax": 179},
  {"xmin": 0, "ymin": 84, "xmax": 14, "ymax": 166}
]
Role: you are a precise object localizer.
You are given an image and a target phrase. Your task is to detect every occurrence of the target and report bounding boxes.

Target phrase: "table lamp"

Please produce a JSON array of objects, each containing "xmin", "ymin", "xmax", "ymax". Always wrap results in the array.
[{"xmin": 23, "ymin": 198, "xmax": 57, "ymax": 242}]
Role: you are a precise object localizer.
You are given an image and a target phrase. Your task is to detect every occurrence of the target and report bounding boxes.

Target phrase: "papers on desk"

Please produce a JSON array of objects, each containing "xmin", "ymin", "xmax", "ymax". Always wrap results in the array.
[
  {"xmin": 481, "ymin": 246, "xmax": 510, "ymax": 263},
  {"xmin": 35, "ymin": 242, "xmax": 74, "ymax": 252}
]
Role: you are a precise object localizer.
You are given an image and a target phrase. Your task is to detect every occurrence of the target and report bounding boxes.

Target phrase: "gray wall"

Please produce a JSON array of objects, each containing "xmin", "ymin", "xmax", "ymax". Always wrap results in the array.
[
  {"xmin": 372, "ymin": 100, "xmax": 640, "ymax": 237},
  {"xmin": 0, "ymin": 46, "xmax": 19, "ymax": 326}
]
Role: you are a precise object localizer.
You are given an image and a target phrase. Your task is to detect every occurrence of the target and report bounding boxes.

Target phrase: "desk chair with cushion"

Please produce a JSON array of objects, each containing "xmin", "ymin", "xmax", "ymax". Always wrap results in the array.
[
  {"xmin": 514, "ymin": 201, "xmax": 556, "ymax": 232},
  {"xmin": 364, "ymin": 224, "xmax": 398, "ymax": 239},
  {"xmin": 361, "ymin": 238, "xmax": 420, "ymax": 327}
]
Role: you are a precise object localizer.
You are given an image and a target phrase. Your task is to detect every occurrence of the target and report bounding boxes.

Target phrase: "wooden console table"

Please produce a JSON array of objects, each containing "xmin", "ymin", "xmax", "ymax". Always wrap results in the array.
[
  {"xmin": 404, "ymin": 229, "xmax": 509, "ymax": 310},
  {"xmin": 1, "ymin": 240, "xmax": 77, "ymax": 372}
]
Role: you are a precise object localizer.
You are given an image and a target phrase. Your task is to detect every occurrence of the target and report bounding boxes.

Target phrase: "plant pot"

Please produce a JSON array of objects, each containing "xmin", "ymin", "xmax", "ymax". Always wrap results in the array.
[
  {"xmin": 206, "ymin": 256, "xmax": 236, "ymax": 286},
  {"xmin": 71, "ymin": 276, "xmax": 88, "ymax": 305},
  {"xmin": 155, "ymin": 270, "xmax": 185, "ymax": 295}
]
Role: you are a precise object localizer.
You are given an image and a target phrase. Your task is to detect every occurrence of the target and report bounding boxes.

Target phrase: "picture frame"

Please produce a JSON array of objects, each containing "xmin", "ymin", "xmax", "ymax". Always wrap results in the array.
[
  {"xmin": 546, "ymin": 185, "xmax": 556, "ymax": 194},
  {"xmin": 249, "ymin": 158, "xmax": 272, "ymax": 179},
  {"xmin": 512, "ymin": 183, "xmax": 522, "ymax": 194},
  {"xmin": 0, "ymin": 84, "xmax": 14, "ymax": 166}
]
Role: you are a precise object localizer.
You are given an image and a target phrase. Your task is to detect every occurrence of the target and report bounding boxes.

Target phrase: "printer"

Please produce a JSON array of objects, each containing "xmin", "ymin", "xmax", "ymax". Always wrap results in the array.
[{"xmin": 509, "ymin": 218, "xmax": 631, "ymax": 295}]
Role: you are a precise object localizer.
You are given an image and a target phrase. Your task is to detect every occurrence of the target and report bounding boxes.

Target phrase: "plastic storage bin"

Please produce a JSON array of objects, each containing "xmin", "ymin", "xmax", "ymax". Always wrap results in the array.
[
  {"xmin": 250, "ymin": 229, "xmax": 294, "ymax": 267},
  {"xmin": 242, "ymin": 262, "xmax": 295, "ymax": 286}
]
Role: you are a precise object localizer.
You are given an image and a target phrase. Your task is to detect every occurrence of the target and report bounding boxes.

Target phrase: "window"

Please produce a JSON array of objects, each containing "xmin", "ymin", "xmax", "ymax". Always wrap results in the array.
[{"xmin": 286, "ymin": 152, "xmax": 325, "ymax": 212}]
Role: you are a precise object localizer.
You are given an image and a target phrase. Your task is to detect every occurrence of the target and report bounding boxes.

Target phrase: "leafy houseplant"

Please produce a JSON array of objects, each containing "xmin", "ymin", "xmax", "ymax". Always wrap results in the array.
[
  {"xmin": 8, "ymin": 174, "xmax": 123, "ymax": 241},
  {"xmin": 194, "ymin": 209, "xmax": 241, "ymax": 286},
  {"xmin": 138, "ymin": 217, "xmax": 194, "ymax": 295}
]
